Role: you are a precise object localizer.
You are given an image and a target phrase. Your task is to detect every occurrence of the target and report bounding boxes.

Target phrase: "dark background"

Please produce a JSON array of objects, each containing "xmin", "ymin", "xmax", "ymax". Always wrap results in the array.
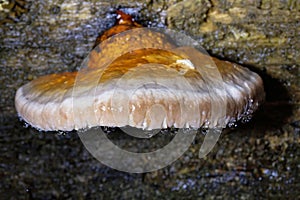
[{"xmin": 0, "ymin": 0, "xmax": 299, "ymax": 199}]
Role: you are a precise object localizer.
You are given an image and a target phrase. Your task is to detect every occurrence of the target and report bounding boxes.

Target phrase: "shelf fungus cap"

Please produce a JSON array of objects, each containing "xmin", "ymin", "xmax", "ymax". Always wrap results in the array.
[{"xmin": 15, "ymin": 12, "xmax": 265, "ymax": 131}]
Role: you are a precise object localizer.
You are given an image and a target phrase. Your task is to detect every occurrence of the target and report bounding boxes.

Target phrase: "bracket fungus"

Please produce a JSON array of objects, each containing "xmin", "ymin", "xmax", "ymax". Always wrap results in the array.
[{"xmin": 15, "ymin": 11, "xmax": 265, "ymax": 131}]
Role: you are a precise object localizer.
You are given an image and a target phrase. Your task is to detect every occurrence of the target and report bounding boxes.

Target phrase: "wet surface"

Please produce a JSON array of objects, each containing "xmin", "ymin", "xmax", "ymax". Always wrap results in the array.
[{"xmin": 0, "ymin": 0, "xmax": 299, "ymax": 199}]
